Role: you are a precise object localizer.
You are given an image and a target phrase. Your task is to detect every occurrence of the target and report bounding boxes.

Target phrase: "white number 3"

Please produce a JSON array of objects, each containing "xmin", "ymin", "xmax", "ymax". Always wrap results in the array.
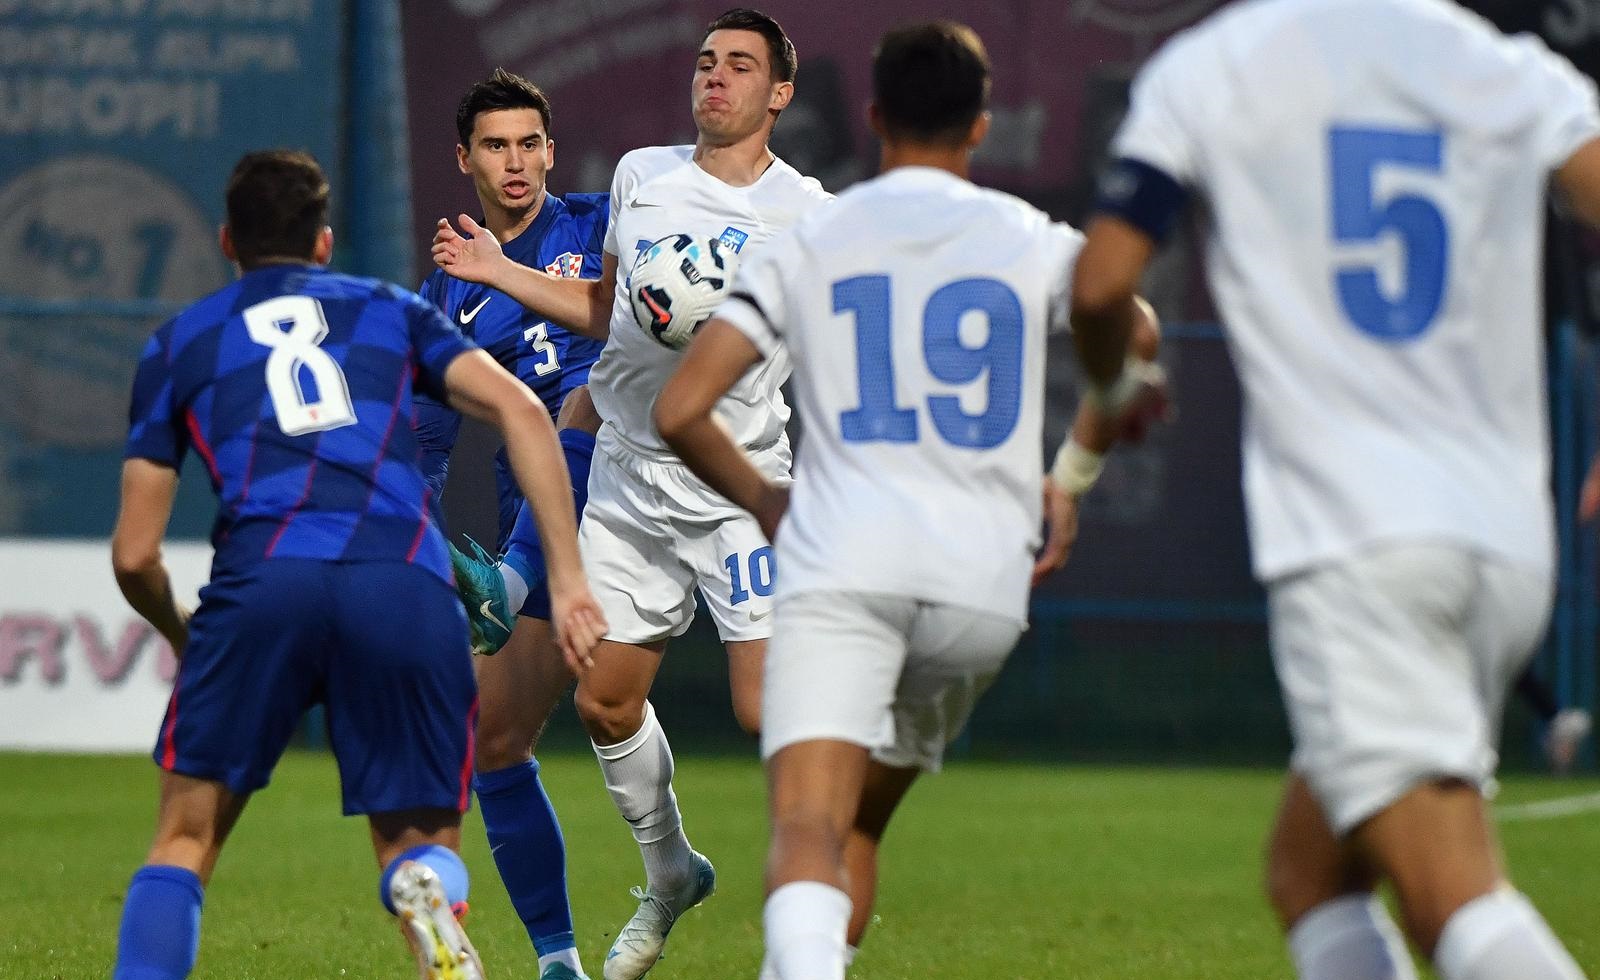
[{"xmin": 243, "ymin": 296, "xmax": 357, "ymax": 436}]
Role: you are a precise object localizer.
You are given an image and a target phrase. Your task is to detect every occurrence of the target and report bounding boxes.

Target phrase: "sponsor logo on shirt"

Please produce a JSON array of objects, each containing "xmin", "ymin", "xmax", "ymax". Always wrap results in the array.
[{"xmin": 719, "ymin": 226, "xmax": 750, "ymax": 253}]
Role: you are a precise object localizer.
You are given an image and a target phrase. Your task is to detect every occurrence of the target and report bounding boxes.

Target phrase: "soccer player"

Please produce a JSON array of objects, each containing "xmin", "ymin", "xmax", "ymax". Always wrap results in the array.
[
  {"xmin": 432, "ymin": 10, "xmax": 832, "ymax": 977},
  {"xmin": 109, "ymin": 150, "xmax": 606, "ymax": 980},
  {"xmin": 415, "ymin": 68, "xmax": 609, "ymax": 980},
  {"xmin": 1069, "ymin": 1, "xmax": 1600, "ymax": 977},
  {"xmin": 653, "ymin": 22, "xmax": 1160, "ymax": 980}
]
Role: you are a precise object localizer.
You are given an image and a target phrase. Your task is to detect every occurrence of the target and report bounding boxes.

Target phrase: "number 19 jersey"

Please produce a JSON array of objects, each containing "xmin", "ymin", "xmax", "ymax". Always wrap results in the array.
[
  {"xmin": 125, "ymin": 264, "xmax": 475, "ymax": 585},
  {"xmin": 1112, "ymin": 0, "xmax": 1600, "ymax": 581},
  {"xmin": 716, "ymin": 166, "xmax": 1084, "ymax": 624}
]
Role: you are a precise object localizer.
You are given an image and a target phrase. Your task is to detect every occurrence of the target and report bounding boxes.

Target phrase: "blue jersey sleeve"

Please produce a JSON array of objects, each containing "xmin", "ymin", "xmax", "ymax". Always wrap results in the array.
[
  {"xmin": 124, "ymin": 325, "xmax": 185, "ymax": 467},
  {"xmin": 406, "ymin": 297, "xmax": 477, "ymax": 402}
]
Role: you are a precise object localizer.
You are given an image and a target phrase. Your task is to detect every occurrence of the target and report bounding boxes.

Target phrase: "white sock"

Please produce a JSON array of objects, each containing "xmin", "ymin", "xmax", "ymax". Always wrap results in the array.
[
  {"xmin": 592, "ymin": 701, "xmax": 695, "ymax": 890},
  {"xmin": 1287, "ymin": 894, "xmax": 1417, "ymax": 980},
  {"xmin": 763, "ymin": 942, "xmax": 857, "ymax": 979},
  {"xmin": 1434, "ymin": 890, "xmax": 1585, "ymax": 980},
  {"xmin": 537, "ymin": 947, "xmax": 584, "ymax": 977},
  {"xmin": 498, "ymin": 563, "xmax": 530, "ymax": 613},
  {"xmin": 764, "ymin": 881, "xmax": 851, "ymax": 980}
]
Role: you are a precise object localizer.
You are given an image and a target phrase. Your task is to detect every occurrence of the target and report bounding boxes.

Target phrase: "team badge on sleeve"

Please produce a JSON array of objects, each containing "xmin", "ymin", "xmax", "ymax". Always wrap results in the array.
[
  {"xmin": 718, "ymin": 226, "xmax": 749, "ymax": 253},
  {"xmin": 545, "ymin": 252, "xmax": 585, "ymax": 278}
]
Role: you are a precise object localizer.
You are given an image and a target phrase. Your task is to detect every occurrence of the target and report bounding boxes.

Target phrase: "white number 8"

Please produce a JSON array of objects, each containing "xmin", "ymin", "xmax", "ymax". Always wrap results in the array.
[{"xmin": 242, "ymin": 296, "xmax": 357, "ymax": 436}]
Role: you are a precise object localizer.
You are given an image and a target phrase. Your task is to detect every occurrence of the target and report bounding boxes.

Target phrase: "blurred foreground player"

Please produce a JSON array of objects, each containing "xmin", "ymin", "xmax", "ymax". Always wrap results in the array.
[
  {"xmin": 656, "ymin": 23, "xmax": 1160, "ymax": 979},
  {"xmin": 109, "ymin": 150, "xmax": 605, "ymax": 980},
  {"xmin": 1070, "ymin": 1, "xmax": 1600, "ymax": 977}
]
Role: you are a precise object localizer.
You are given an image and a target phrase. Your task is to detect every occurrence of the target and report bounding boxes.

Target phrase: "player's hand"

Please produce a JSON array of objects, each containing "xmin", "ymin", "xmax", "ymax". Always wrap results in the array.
[
  {"xmin": 1582, "ymin": 453, "xmax": 1600, "ymax": 522},
  {"xmin": 550, "ymin": 583, "xmax": 607, "ymax": 676},
  {"xmin": 1096, "ymin": 359, "xmax": 1171, "ymax": 444},
  {"xmin": 432, "ymin": 214, "xmax": 508, "ymax": 286},
  {"xmin": 753, "ymin": 483, "xmax": 790, "ymax": 543},
  {"xmin": 1031, "ymin": 478, "xmax": 1079, "ymax": 586}
]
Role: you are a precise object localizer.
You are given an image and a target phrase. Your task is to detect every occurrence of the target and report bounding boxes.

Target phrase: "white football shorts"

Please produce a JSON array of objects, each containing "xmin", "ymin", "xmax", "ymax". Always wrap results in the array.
[
  {"xmin": 761, "ymin": 590, "xmax": 1025, "ymax": 772},
  {"xmin": 579, "ymin": 429, "xmax": 789, "ymax": 645},
  {"xmin": 1268, "ymin": 541, "xmax": 1551, "ymax": 834}
]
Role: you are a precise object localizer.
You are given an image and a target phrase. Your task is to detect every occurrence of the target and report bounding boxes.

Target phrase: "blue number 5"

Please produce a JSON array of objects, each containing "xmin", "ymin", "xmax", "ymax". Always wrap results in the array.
[{"xmin": 1329, "ymin": 126, "xmax": 1449, "ymax": 341}]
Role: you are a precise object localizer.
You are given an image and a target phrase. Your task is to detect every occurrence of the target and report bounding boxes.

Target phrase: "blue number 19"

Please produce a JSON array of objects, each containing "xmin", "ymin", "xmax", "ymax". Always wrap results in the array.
[
  {"xmin": 1329, "ymin": 126, "xmax": 1449, "ymax": 340},
  {"xmin": 834, "ymin": 275, "xmax": 1023, "ymax": 448}
]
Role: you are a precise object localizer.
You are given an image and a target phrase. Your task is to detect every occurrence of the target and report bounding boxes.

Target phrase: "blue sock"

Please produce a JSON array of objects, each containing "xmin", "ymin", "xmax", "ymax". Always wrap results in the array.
[
  {"xmin": 379, "ymin": 844, "xmax": 469, "ymax": 915},
  {"xmin": 475, "ymin": 759, "xmax": 578, "ymax": 955},
  {"xmin": 113, "ymin": 865, "xmax": 204, "ymax": 980},
  {"xmin": 503, "ymin": 427, "xmax": 596, "ymax": 620}
]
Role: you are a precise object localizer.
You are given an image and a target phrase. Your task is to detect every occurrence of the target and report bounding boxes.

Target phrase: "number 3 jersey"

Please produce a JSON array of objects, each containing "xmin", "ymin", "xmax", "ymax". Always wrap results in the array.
[
  {"xmin": 716, "ymin": 167, "xmax": 1084, "ymax": 624},
  {"xmin": 1111, "ymin": 0, "xmax": 1600, "ymax": 581},
  {"xmin": 414, "ymin": 191, "xmax": 609, "ymax": 496},
  {"xmin": 124, "ymin": 264, "xmax": 476, "ymax": 585}
]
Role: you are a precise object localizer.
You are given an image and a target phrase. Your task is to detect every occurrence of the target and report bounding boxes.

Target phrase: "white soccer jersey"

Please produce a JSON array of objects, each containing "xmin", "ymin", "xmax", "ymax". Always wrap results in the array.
[
  {"xmin": 592, "ymin": 145, "xmax": 832, "ymax": 461},
  {"xmin": 1114, "ymin": 0, "xmax": 1600, "ymax": 582},
  {"xmin": 716, "ymin": 166, "xmax": 1084, "ymax": 623}
]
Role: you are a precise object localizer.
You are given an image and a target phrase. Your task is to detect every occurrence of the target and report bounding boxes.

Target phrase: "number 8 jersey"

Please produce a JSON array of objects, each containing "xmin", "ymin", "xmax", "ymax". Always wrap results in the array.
[
  {"xmin": 715, "ymin": 166, "xmax": 1084, "ymax": 624},
  {"xmin": 1107, "ymin": 0, "xmax": 1600, "ymax": 582},
  {"xmin": 125, "ymin": 264, "xmax": 476, "ymax": 585}
]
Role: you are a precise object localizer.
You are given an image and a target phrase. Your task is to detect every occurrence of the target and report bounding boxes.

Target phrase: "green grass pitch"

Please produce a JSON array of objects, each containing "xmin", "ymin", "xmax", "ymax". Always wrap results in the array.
[{"xmin": 4, "ymin": 751, "xmax": 1596, "ymax": 978}]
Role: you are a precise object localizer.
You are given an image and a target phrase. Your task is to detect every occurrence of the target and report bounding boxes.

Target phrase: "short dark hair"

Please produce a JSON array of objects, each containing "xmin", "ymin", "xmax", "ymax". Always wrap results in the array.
[
  {"xmin": 872, "ymin": 22, "xmax": 991, "ymax": 147},
  {"xmin": 703, "ymin": 8, "xmax": 797, "ymax": 84},
  {"xmin": 456, "ymin": 68, "xmax": 553, "ymax": 146},
  {"xmin": 225, "ymin": 150, "xmax": 329, "ymax": 268}
]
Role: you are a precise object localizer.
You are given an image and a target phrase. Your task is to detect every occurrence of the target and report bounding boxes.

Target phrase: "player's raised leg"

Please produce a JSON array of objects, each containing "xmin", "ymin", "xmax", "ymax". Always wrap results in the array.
[
  {"xmin": 1265, "ymin": 775, "xmax": 1413, "ymax": 980},
  {"xmin": 371, "ymin": 808, "xmax": 484, "ymax": 980}
]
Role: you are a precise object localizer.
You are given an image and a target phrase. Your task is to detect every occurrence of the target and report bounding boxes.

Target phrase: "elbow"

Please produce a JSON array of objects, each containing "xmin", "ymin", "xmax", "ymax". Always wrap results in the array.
[
  {"xmin": 111, "ymin": 540, "xmax": 160, "ymax": 586},
  {"xmin": 653, "ymin": 399, "xmax": 692, "ymax": 451}
]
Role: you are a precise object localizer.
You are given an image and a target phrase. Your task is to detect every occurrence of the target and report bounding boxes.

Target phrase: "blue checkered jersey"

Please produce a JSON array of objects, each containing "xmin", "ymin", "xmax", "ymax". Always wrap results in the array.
[
  {"xmin": 415, "ymin": 191, "xmax": 609, "ymax": 497},
  {"xmin": 124, "ymin": 264, "xmax": 477, "ymax": 585}
]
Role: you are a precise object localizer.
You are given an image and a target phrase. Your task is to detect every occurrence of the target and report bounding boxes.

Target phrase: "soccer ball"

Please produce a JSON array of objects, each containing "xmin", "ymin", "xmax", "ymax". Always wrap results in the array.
[{"xmin": 626, "ymin": 233, "xmax": 740, "ymax": 350}]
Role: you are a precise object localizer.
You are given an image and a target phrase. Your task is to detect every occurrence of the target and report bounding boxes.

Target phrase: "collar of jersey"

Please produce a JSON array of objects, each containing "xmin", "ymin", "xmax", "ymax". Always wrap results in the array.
[{"xmin": 500, "ymin": 191, "xmax": 562, "ymax": 259}]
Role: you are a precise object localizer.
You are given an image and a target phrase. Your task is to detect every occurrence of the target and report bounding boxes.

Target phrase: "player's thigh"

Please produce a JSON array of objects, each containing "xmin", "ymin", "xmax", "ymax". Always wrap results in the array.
[
  {"xmin": 474, "ymin": 615, "xmax": 572, "ymax": 768},
  {"xmin": 726, "ymin": 636, "xmax": 764, "ymax": 734},
  {"xmin": 1264, "ymin": 773, "xmax": 1379, "ymax": 927},
  {"xmin": 690, "ymin": 508, "xmax": 776, "ymax": 643},
  {"xmin": 760, "ymin": 592, "xmax": 911, "ymax": 764},
  {"xmin": 1466, "ymin": 557, "xmax": 1553, "ymax": 746},
  {"xmin": 579, "ymin": 449, "xmax": 699, "ymax": 644},
  {"xmin": 1268, "ymin": 543, "xmax": 1493, "ymax": 836},
  {"xmin": 324, "ymin": 563, "xmax": 477, "ymax": 816},
  {"xmin": 156, "ymin": 560, "xmax": 332, "ymax": 798},
  {"xmin": 883, "ymin": 602, "xmax": 1023, "ymax": 772}
]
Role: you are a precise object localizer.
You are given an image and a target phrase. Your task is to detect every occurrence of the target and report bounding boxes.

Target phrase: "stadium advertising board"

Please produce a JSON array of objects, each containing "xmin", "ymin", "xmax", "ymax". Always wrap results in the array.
[
  {"xmin": 0, "ymin": 0, "xmax": 344, "ymax": 540},
  {"xmin": 0, "ymin": 540, "xmax": 210, "ymax": 752}
]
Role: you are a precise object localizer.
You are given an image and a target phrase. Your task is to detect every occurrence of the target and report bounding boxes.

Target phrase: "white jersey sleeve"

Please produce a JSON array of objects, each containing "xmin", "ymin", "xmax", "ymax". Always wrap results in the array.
[{"xmin": 1112, "ymin": 36, "xmax": 1205, "ymax": 184}]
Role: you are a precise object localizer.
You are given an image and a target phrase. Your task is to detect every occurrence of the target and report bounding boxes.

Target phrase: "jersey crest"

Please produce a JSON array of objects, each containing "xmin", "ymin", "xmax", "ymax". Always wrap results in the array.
[
  {"xmin": 718, "ymin": 226, "xmax": 750, "ymax": 253},
  {"xmin": 545, "ymin": 252, "xmax": 584, "ymax": 278}
]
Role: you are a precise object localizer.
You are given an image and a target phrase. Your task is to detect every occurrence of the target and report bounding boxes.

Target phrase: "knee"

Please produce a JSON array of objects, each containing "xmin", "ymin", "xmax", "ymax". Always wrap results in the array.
[
  {"xmin": 771, "ymin": 810, "xmax": 847, "ymax": 866},
  {"xmin": 576, "ymin": 685, "xmax": 645, "ymax": 745},
  {"xmin": 474, "ymin": 720, "xmax": 535, "ymax": 773}
]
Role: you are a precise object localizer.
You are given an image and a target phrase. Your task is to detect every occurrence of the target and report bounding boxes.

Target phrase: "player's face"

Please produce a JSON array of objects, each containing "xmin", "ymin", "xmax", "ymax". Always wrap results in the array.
[
  {"xmin": 458, "ymin": 108, "xmax": 554, "ymax": 216},
  {"xmin": 692, "ymin": 29, "xmax": 791, "ymax": 145}
]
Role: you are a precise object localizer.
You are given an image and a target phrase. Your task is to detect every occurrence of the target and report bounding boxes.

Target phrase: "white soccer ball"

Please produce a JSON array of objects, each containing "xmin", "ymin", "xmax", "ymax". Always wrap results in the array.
[{"xmin": 626, "ymin": 233, "xmax": 740, "ymax": 350}]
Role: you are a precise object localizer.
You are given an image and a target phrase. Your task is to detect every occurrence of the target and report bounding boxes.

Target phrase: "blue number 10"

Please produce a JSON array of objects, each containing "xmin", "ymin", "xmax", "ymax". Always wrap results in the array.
[
  {"xmin": 1329, "ymin": 126, "xmax": 1449, "ymax": 340},
  {"xmin": 835, "ymin": 275, "xmax": 1023, "ymax": 448}
]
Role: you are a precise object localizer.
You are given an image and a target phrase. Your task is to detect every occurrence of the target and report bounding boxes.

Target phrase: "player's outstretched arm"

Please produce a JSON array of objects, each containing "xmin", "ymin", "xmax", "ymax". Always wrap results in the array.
[
  {"xmin": 1558, "ymin": 137, "xmax": 1600, "ymax": 229},
  {"xmin": 443, "ymin": 350, "xmax": 608, "ymax": 670},
  {"xmin": 432, "ymin": 214, "xmax": 616, "ymax": 340},
  {"xmin": 111, "ymin": 458, "xmax": 191, "ymax": 656},
  {"xmin": 1070, "ymin": 217, "xmax": 1170, "ymax": 441},
  {"xmin": 656, "ymin": 319, "xmax": 788, "ymax": 541}
]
